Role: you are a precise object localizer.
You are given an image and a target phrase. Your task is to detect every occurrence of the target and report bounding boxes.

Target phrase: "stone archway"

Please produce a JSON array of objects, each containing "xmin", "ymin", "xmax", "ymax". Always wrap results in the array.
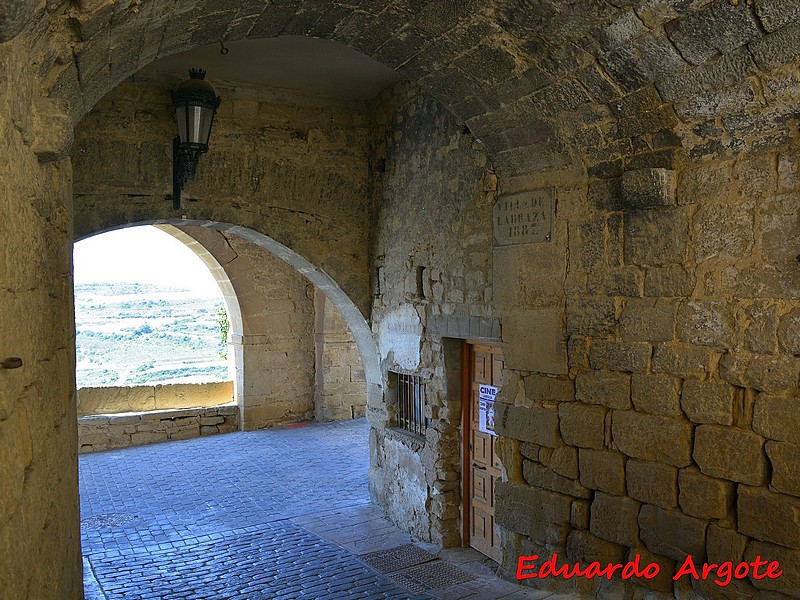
[
  {"xmin": 156, "ymin": 224, "xmax": 245, "ymax": 352},
  {"xmin": 73, "ymin": 223, "xmax": 247, "ymax": 422},
  {"xmin": 35, "ymin": 1, "xmax": 579, "ymax": 178},
  {"xmin": 17, "ymin": 0, "xmax": 800, "ymax": 184},
  {"xmin": 6, "ymin": 2, "xmax": 800, "ymax": 598},
  {"xmin": 77, "ymin": 219, "xmax": 382, "ymax": 417}
]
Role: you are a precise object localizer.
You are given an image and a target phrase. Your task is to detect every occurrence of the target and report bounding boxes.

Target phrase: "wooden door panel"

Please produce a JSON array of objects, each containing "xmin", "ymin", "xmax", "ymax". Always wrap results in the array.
[
  {"xmin": 491, "ymin": 354, "xmax": 504, "ymax": 386},
  {"xmin": 472, "ymin": 429, "xmax": 490, "ymax": 465},
  {"xmin": 466, "ymin": 342, "xmax": 504, "ymax": 563},
  {"xmin": 471, "ymin": 391, "xmax": 482, "ymax": 426},
  {"xmin": 471, "ymin": 506, "xmax": 491, "ymax": 552},
  {"xmin": 474, "ymin": 351, "xmax": 490, "ymax": 383},
  {"xmin": 471, "ymin": 468, "xmax": 492, "ymax": 505},
  {"xmin": 491, "ymin": 437, "xmax": 502, "ymax": 470}
]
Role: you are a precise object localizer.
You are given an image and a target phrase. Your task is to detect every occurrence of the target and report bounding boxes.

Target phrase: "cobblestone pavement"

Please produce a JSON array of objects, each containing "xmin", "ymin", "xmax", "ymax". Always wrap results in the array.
[{"xmin": 80, "ymin": 419, "xmax": 579, "ymax": 599}]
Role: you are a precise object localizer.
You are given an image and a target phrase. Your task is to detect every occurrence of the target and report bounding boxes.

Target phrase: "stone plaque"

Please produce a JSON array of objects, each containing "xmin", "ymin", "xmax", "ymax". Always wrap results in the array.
[{"xmin": 493, "ymin": 188, "xmax": 554, "ymax": 246}]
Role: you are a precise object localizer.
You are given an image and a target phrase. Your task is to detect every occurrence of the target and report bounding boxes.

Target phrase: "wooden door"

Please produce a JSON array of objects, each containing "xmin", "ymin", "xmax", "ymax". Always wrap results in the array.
[{"xmin": 465, "ymin": 343, "xmax": 503, "ymax": 561}]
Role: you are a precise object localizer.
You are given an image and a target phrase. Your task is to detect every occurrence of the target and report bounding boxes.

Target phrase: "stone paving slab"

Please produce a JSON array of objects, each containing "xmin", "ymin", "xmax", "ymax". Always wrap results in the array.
[
  {"xmin": 80, "ymin": 419, "xmax": 370, "ymax": 556},
  {"xmin": 80, "ymin": 418, "xmax": 582, "ymax": 600},
  {"xmin": 292, "ymin": 504, "xmax": 415, "ymax": 555}
]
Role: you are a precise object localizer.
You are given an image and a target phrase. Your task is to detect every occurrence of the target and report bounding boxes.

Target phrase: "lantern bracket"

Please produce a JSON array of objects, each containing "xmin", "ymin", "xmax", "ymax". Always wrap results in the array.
[{"xmin": 172, "ymin": 138, "xmax": 207, "ymax": 209}]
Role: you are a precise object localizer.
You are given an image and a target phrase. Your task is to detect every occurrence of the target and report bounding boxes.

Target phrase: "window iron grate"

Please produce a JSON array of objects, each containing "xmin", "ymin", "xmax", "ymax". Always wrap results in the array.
[{"xmin": 393, "ymin": 372, "xmax": 427, "ymax": 435}]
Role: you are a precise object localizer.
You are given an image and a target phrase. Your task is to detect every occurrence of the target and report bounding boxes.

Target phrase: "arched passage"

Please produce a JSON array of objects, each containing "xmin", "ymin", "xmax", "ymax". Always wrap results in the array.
[
  {"xmin": 73, "ymin": 224, "xmax": 244, "ymax": 415},
  {"xmin": 5, "ymin": 2, "xmax": 800, "ymax": 598},
  {"xmin": 77, "ymin": 219, "xmax": 382, "ymax": 418}
]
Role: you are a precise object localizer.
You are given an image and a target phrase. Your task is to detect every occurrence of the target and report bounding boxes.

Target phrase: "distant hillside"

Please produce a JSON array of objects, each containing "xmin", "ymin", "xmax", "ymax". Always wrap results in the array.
[{"xmin": 75, "ymin": 282, "xmax": 230, "ymax": 388}]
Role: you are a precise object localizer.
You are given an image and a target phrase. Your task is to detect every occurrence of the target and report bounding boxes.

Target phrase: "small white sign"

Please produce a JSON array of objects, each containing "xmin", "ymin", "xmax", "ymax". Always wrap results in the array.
[{"xmin": 478, "ymin": 385, "xmax": 498, "ymax": 436}]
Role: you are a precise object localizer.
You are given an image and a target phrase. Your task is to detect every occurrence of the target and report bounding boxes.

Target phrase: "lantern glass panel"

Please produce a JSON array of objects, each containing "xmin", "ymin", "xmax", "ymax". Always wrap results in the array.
[
  {"xmin": 176, "ymin": 105, "xmax": 214, "ymax": 146},
  {"xmin": 176, "ymin": 105, "xmax": 187, "ymax": 143}
]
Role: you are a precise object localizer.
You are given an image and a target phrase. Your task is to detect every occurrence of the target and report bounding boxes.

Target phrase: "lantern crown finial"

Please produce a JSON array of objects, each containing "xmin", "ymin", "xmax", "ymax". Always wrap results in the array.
[{"xmin": 172, "ymin": 69, "xmax": 220, "ymax": 109}]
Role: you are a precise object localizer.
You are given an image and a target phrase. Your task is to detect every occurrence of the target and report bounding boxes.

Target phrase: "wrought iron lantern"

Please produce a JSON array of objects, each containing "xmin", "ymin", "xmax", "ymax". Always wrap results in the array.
[{"xmin": 171, "ymin": 68, "xmax": 221, "ymax": 209}]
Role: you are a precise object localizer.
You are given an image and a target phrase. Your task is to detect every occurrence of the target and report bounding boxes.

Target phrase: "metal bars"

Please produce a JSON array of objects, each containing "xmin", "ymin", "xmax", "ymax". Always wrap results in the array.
[{"xmin": 394, "ymin": 372, "xmax": 427, "ymax": 436}]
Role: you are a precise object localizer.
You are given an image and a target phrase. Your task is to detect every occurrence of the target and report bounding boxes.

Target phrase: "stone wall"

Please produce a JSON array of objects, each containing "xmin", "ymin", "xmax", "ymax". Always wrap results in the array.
[
  {"xmin": 78, "ymin": 405, "xmax": 238, "ymax": 453},
  {"xmin": 492, "ymin": 128, "xmax": 800, "ymax": 599},
  {"xmin": 214, "ymin": 231, "xmax": 317, "ymax": 429},
  {"xmin": 315, "ymin": 290, "xmax": 368, "ymax": 422},
  {"xmin": 362, "ymin": 69, "xmax": 800, "ymax": 600},
  {"xmin": 368, "ymin": 82, "xmax": 496, "ymax": 546},
  {"xmin": 77, "ymin": 382, "xmax": 234, "ymax": 416},
  {"xmin": 0, "ymin": 33, "xmax": 83, "ymax": 600},
  {"xmin": 176, "ymin": 225, "xmax": 367, "ymax": 429}
]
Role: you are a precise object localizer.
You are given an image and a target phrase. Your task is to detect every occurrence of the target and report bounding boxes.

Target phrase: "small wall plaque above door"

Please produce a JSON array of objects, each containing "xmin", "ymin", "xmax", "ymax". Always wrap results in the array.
[{"xmin": 492, "ymin": 187, "xmax": 554, "ymax": 246}]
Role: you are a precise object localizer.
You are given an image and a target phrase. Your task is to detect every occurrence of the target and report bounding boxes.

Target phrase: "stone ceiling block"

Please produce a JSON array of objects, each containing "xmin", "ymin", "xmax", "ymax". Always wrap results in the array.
[{"xmin": 621, "ymin": 168, "xmax": 677, "ymax": 208}]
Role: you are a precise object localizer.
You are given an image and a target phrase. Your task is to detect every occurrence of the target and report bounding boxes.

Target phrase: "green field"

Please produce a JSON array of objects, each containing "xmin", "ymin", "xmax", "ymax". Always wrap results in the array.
[{"xmin": 75, "ymin": 282, "xmax": 230, "ymax": 388}]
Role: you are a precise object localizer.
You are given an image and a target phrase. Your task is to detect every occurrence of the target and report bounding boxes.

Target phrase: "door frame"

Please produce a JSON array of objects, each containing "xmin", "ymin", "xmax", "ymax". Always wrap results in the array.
[{"xmin": 460, "ymin": 340, "xmax": 472, "ymax": 546}]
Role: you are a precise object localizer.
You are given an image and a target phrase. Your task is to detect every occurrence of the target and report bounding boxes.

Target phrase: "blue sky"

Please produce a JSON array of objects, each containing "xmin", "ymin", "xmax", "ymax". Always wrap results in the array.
[{"xmin": 73, "ymin": 226, "xmax": 222, "ymax": 296}]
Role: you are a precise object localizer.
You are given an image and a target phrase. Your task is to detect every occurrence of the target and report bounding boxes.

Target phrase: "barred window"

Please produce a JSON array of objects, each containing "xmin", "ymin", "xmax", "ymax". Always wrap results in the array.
[{"xmin": 392, "ymin": 372, "xmax": 427, "ymax": 435}]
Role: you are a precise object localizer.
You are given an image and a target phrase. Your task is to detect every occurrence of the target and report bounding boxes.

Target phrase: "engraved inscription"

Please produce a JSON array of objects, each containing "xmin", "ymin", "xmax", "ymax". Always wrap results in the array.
[{"xmin": 493, "ymin": 189, "xmax": 554, "ymax": 246}]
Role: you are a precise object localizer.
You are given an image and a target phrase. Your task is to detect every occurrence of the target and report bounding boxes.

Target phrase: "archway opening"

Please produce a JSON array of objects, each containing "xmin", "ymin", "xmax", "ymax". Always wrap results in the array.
[
  {"xmin": 73, "ymin": 225, "xmax": 234, "ymax": 389},
  {"xmin": 73, "ymin": 224, "xmax": 242, "ymax": 451}
]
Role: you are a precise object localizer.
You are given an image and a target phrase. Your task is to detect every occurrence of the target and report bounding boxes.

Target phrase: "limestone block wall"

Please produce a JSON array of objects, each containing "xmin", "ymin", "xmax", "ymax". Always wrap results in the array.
[
  {"xmin": 365, "ymin": 80, "xmax": 800, "ymax": 600},
  {"xmin": 368, "ymin": 82, "xmax": 496, "ymax": 546},
  {"xmin": 218, "ymin": 233, "xmax": 317, "ymax": 429},
  {"xmin": 0, "ymin": 35, "xmax": 83, "ymax": 599},
  {"xmin": 78, "ymin": 405, "xmax": 238, "ymax": 453},
  {"xmin": 314, "ymin": 290, "xmax": 368, "ymax": 422},
  {"xmin": 175, "ymin": 225, "xmax": 353, "ymax": 431},
  {"xmin": 77, "ymin": 382, "xmax": 234, "ymax": 416},
  {"xmin": 492, "ymin": 155, "xmax": 800, "ymax": 598}
]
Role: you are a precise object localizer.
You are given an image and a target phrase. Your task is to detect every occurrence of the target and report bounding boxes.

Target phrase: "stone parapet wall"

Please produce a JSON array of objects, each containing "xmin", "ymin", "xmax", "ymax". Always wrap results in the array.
[
  {"xmin": 77, "ymin": 382, "xmax": 234, "ymax": 416},
  {"xmin": 78, "ymin": 405, "xmax": 238, "ymax": 453}
]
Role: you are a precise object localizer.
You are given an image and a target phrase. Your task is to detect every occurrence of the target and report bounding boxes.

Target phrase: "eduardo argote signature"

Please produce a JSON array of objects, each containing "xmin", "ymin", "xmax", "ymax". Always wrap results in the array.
[{"xmin": 516, "ymin": 553, "xmax": 783, "ymax": 587}]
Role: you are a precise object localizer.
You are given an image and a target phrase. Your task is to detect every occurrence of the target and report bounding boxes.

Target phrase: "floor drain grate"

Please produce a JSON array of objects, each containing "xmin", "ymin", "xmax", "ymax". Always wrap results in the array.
[
  {"xmin": 388, "ymin": 570, "xmax": 433, "ymax": 595},
  {"xmin": 401, "ymin": 560, "xmax": 476, "ymax": 589},
  {"xmin": 360, "ymin": 544, "xmax": 438, "ymax": 573},
  {"xmin": 81, "ymin": 513, "xmax": 137, "ymax": 530}
]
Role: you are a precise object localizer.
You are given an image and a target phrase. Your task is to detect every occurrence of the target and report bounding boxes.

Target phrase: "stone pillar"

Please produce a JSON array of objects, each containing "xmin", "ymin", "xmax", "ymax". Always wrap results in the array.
[
  {"xmin": 313, "ymin": 290, "xmax": 368, "ymax": 422},
  {"xmin": 0, "ymin": 36, "xmax": 83, "ymax": 598}
]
